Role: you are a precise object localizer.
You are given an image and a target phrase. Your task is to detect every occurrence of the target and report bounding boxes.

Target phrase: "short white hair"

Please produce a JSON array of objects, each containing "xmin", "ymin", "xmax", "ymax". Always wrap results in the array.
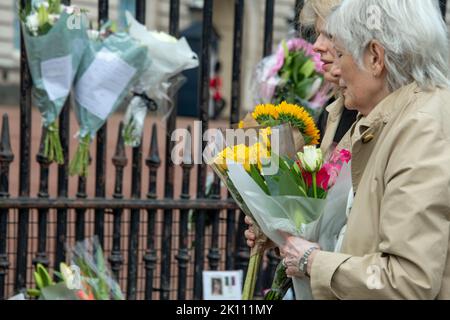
[{"xmin": 327, "ymin": 0, "xmax": 450, "ymax": 91}]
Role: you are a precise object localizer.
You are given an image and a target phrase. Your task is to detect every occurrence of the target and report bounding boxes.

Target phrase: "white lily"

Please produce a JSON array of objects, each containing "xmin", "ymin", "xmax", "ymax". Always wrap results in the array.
[
  {"xmin": 60, "ymin": 263, "xmax": 81, "ymax": 290},
  {"xmin": 297, "ymin": 146, "xmax": 323, "ymax": 173}
]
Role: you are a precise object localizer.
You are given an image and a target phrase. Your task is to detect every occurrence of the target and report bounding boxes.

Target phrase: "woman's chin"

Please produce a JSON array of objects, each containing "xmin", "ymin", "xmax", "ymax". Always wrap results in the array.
[{"xmin": 324, "ymin": 74, "xmax": 340, "ymax": 85}]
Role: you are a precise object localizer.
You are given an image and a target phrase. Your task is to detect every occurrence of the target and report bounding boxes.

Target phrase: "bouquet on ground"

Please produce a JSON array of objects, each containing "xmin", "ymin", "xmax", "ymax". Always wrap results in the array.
[
  {"xmin": 26, "ymin": 238, "xmax": 124, "ymax": 300},
  {"xmin": 20, "ymin": 0, "xmax": 89, "ymax": 164},
  {"xmin": 69, "ymin": 24, "xmax": 151, "ymax": 176},
  {"xmin": 228, "ymin": 146, "xmax": 351, "ymax": 300},
  {"xmin": 122, "ymin": 12, "xmax": 199, "ymax": 147},
  {"xmin": 251, "ymin": 38, "xmax": 333, "ymax": 115}
]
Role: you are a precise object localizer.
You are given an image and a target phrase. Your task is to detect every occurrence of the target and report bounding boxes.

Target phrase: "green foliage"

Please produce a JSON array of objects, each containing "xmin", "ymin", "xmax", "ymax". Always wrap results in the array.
[
  {"xmin": 26, "ymin": 263, "xmax": 55, "ymax": 298},
  {"xmin": 48, "ymin": 0, "xmax": 61, "ymax": 15},
  {"xmin": 264, "ymin": 262, "xmax": 292, "ymax": 300}
]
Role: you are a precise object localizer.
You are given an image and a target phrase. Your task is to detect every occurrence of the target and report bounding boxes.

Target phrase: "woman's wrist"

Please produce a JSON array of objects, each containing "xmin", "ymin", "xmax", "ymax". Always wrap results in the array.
[{"xmin": 306, "ymin": 249, "xmax": 320, "ymax": 277}]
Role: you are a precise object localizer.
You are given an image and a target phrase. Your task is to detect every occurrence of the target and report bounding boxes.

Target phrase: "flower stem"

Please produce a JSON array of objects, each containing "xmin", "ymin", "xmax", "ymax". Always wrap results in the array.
[
  {"xmin": 312, "ymin": 172, "xmax": 318, "ymax": 198},
  {"xmin": 69, "ymin": 135, "xmax": 91, "ymax": 177},
  {"xmin": 43, "ymin": 121, "xmax": 64, "ymax": 165},
  {"xmin": 242, "ymin": 244, "xmax": 264, "ymax": 300}
]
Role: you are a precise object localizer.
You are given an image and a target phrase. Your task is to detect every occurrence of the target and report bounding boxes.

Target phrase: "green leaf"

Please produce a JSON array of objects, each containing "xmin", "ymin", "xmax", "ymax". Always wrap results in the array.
[
  {"xmin": 264, "ymin": 174, "xmax": 281, "ymax": 196},
  {"xmin": 37, "ymin": 4, "xmax": 49, "ymax": 28},
  {"xmin": 278, "ymin": 170, "xmax": 306, "ymax": 197},
  {"xmin": 291, "ymin": 163, "xmax": 307, "ymax": 193},
  {"xmin": 19, "ymin": 0, "xmax": 32, "ymax": 22},
  {"xmin": 34, "ymin": 272, "xmax": 44, "ymax": 290},
  {"xmin": 48, "ymin": 0, "xmax": 61, "ymax": 14},
  {"xmin": 248, "ymin": 164, "xmax": 269, "ymax": 195},
  {"xmin": 295, "ymin": 78, "xmax": 316, "ymax": 99},
  {"xmin": 37, "ymin": 264, "xmax": 54, "ymax": 287},
  {"xmin": 316, "ymin": 188, "xmax": 327, "ymax": 200},
  {"xmin": 282, "ymin": 40, "xmax": 289, "ymax": 59},
  {"xmin": 27, "ymin": 288, "xmax": 41, "ymax": 298},
  {"xmin": 299, "ymin": 60, "xmax": 316, "ymax": 79}
]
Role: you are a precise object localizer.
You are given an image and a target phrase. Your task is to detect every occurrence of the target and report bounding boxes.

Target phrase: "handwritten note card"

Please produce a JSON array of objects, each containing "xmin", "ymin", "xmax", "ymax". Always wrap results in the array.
[{"xmin": 75, "ymin": 48, "xmax": 136, "ymax": 120}]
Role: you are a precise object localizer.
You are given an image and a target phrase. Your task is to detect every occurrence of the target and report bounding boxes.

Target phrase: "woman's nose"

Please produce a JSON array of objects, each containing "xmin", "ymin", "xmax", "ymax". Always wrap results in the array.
[{"xmin": 313, "ymin": 35, "xmax": 327, "ymax": 53}]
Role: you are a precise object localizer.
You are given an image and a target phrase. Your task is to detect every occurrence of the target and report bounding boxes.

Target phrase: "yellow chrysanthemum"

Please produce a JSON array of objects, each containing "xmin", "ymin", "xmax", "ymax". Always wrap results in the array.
[
  {"xmin": 252, "ymin": 104, "xmax": 279, "ymax": 121},
  {"xmin": 238, "ymin": 121, "xmax": 244, "ymax": 129},
  {"xmin": 213, "ymin": 146, "xmax": 234, "ymax": 171},
  {"xmin": 248, "ymin": 142, "xmax": 271, "ymax": 170},
  {"xmin": 276, "ymin": 101, "xmax": 320, "ymax": 145},
  {"xmin": 214, "ymin": 143, "xmax": 270, "ymax": 172}
]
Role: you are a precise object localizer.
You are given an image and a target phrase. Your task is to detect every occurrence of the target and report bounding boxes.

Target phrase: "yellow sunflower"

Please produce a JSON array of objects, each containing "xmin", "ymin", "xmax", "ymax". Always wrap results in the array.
[
  {"xmin": 276, "ymin": 101, "xmax": 320, "ymax": 145},
  {"xmin": 252, "ymin": 104, "xmax": 279, "ymax": 122}
]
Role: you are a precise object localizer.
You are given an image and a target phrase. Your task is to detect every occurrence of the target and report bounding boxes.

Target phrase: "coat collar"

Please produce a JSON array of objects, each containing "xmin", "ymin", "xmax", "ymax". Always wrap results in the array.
[
  {"xmin": 325, "ymin": 96, "xmax": 345, "ymax": 121},
  {"xmin": 351, "ymin": 82, "xmax": 421, "ymax": 142}
]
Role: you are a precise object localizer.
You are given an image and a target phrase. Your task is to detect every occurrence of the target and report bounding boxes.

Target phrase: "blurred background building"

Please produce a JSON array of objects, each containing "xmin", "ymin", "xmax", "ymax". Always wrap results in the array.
[
  {"xmin": 1, "ymin": 0, "xmax": 449, "ymax": 118},
  {"xmin": 0, "ymin": 0, "xmax": 313, "ymax": 119}
]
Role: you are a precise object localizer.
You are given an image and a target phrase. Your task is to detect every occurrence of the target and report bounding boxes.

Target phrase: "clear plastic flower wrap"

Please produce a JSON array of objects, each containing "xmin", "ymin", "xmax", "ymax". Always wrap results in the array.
[
  {"xmin": 203, "ymin": 124, "xmax": 297, "ymax": 300},
  {"xmin": 67, "ymin": 237, "xmax": 124, "ymax": 300},
  {"xmin": 205, "ymin": 123, "xmax": 352, "ymax": 300},
  {"xmin": 20, "ymin": 1, "xmax": 89, "ymax": 164},
  {"xmin": 122, "ymin": 12, "xmax": 199, "ymax": 147},
  {"xmin": 69, "ymin": 29, "xmax": 151, "ymax": 176},
  {"xmin": 226, "ymin": 153, "xmax": 352, "ymax": 300},
  {"xmin": 24, "ymin": 237, "xmax": 124, "ymax": 300}
]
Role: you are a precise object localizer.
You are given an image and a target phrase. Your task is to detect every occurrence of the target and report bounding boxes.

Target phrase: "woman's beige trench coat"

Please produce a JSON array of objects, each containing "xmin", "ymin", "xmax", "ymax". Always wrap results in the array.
[{"xmin": 311, "ymin": 82, "xmax": 450, "ymax": 300}]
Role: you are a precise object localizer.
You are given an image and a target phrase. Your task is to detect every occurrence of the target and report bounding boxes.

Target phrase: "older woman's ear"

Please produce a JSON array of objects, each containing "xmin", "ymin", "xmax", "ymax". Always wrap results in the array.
[{"xmin": 367, "ymin": 40, "xmax": 386, "ymax": 78}]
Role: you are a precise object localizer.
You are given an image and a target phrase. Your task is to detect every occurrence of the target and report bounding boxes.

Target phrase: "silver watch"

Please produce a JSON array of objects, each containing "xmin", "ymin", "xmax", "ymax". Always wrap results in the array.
[{"xmin": 298, "ymin": 246, "xmax": 319, "ymax": 276}]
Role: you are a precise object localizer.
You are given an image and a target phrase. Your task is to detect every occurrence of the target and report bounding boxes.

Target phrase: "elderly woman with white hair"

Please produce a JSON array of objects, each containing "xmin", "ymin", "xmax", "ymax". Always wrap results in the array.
[{"xmin": 279, "ymin": 0, "xmax": 450, "ymax": 300}]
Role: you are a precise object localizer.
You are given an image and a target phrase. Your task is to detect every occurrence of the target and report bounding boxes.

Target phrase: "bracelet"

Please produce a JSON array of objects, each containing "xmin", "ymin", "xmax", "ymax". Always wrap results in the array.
[{"xmin": 298, "ymin": 246, "xmax": 319, "ymax": 276}]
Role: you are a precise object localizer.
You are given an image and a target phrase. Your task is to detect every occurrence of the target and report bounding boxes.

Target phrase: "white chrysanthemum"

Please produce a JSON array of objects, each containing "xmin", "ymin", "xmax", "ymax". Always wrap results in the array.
[{"xmin": 26, "ymin": 13, "xmax": 39, "ymax": 35}]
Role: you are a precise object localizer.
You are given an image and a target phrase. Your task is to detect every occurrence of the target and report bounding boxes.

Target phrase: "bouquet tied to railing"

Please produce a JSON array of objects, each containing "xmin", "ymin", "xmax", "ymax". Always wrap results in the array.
[{"xmin": 19, "ymin": 0, "xmax": 89, "ymax": 164}]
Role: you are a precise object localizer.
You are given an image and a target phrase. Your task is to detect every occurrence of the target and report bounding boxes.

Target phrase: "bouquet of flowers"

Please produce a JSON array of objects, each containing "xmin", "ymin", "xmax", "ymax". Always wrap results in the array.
[
  {"xmin": 69, "ymin": 25, "xmax": 151, "ymax": 176},
  {"xmin": 205, "ymin": 118, "xmax": 351, "ymax": 299},
  {"xmin": 205, "ymin": 102, "xmax": 320, "ymax": 299},
  {"xmin": 122, "ymin": 12, "xmax": 199, "ymax": 147},
  {"xmin": 26, "ymin": 238, "xmax": 124, "ymax": 300},
  {"xmin": 20, "ymin": 0, "xmax": 89, "ymax": 164},
  {"xmin": 252, "ymin": 38, "xmax": 334, "ymax": 115}
]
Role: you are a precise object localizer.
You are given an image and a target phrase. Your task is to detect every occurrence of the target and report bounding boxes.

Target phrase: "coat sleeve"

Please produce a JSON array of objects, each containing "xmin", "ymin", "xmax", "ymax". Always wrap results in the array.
[{"xmin": 310, "ymin": 112, "xmax": 450, "ymax": 300}]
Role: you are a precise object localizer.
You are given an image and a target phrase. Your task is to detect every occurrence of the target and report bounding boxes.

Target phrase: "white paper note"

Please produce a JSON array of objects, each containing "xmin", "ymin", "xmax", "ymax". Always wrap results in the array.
[
  {"xmin": 75, "ymin": 48, "xmax": 137, "ymax": 120},
  {"xmin": 41, "ymin": 55, "xmax": 73, "ymax": 101}
]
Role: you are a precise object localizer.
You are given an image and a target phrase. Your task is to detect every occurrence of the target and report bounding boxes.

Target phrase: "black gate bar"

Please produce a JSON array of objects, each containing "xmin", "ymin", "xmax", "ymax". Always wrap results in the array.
[{"xmin": 15, "ymin": 0, "xmax": 33, "ymax": 293}]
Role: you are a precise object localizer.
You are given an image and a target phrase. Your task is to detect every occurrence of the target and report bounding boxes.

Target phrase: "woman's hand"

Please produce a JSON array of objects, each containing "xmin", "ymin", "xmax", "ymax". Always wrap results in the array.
[
  {"xmin": 280, "ymin": 236, "xmax": 320, "ymax": 278},
  {"xmin": 244, "ymin": 216, "xmax": 275, "ymax": 251}
]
